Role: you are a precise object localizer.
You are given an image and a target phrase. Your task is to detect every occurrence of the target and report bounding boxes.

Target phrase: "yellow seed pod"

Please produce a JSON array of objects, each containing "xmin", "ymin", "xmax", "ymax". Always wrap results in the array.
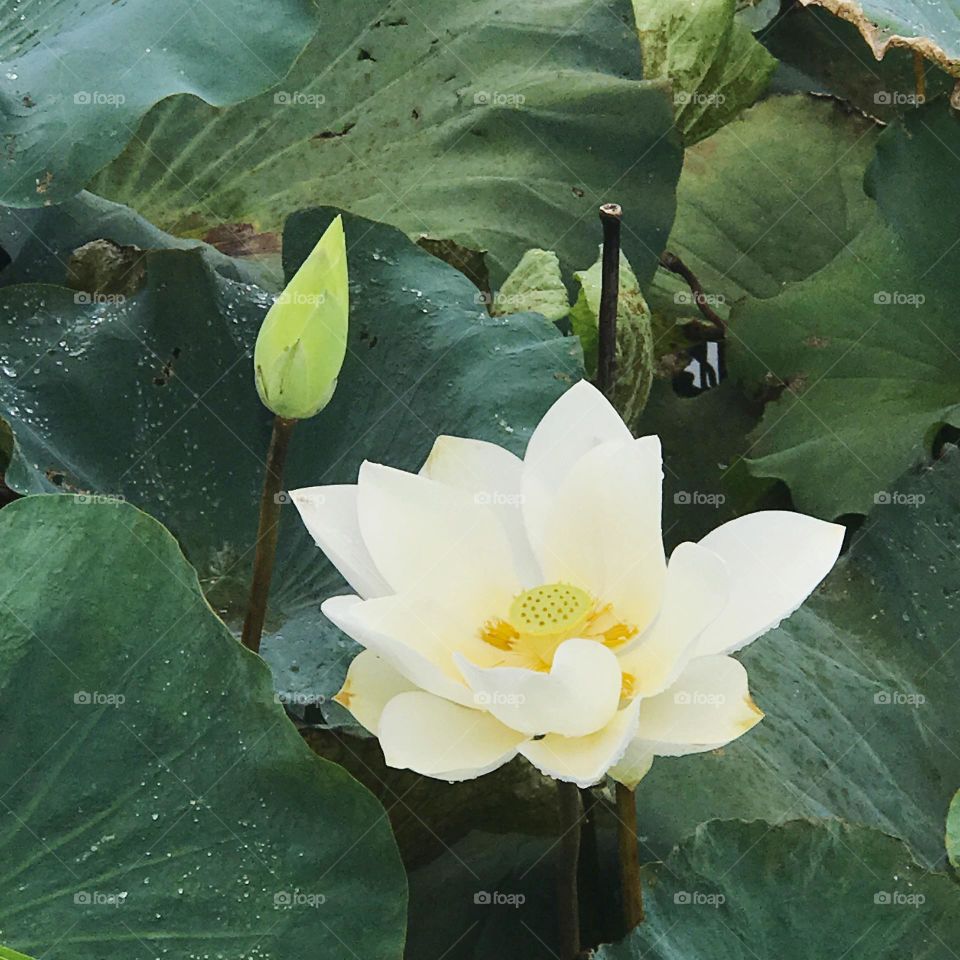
[{"xmin": 254, "ymin": 215, "xmax": 348, "ymax": 419}]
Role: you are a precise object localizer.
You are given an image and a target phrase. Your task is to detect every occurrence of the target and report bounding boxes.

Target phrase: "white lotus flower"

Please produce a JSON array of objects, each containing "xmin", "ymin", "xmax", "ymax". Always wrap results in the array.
[{"xmin": 291, "ymin": 381, "xmax": 843, "ymax": 787}]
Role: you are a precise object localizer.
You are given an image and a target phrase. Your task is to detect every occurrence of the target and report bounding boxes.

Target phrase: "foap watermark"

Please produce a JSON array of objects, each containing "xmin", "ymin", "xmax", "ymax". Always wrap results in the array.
[
  {"xmin": 873, "ymin": 290, "xmax": 925, "ymax": 307},
  {"xmin": 674, "ymin": 290, "xmax": 725, "ymax": 307},
  {"xmin": 275, "ymin": 290, "xmax": 327, "ymax": 306},
  {"xmin": 274, "ymin": 90, "xmax": 326, "ymax": 108},
  {"xmin": 74, "ymin": 691, "xmax": 125, "ymax": 707},
  {"xmin": 874, "ymin": 890, "xmax": 925, "ymax": 907},
  {"xmin": 74, "ymin": 493, "xmax": 126, "ymax": 506},
  {"xmin": 474, "ymin": 290, "xmax": 527, "ymax": 311},
  {"xmin": 474, "ymin": 890, "xmax": 526, "ymax": 907},
  {"xmin": 473, "ymin": 90, "xmax": 526, "ymax": 108},
  {"xmin": 873, "ymin": 690, "xmax": 925, "ymax": 707},
  {"xmin": 474, "ymin": 490, "xmax": 525, "ymax": 506},
  {"xmin": 674, "ymin": 690, "xmax": 726, "ymax": 707},
  {"xmin": 74, "ymin": 291, "xmax": 126, "ymax": 306},
  {"xmin": 474, "ymin": 691, "xmax": 526, "ymax": 707},
  {"xmin": 674, "ymin": 891, "xmax": 725, "ymax": 908},
  {"xmin": 874, "ymin": 91, "xmax": 925, "ymax": 106},
  {"xmin": 74, "ymin": 890, "xmax": 128, "ymax": 907},
  {"xmin": 674, "ymin": 491, "xmax": 725, "ymax": 508},
  {"xmin": 873, "ymin": 491, "xmax": 925, "ymax": 507},
  {"xmin": 674, "ymin": 91, "xmax": 726, "ymax": 106},
  {"xmin": 74, "ymin": 90, "xmax": 126, "ymax": 107},
  {"xmin": 274, "ymin": 890, "xmax": 326, "ymax": 909},
  {"xmin": 275, "ymin": 691, "xmax": 327, "ymax": 708}
]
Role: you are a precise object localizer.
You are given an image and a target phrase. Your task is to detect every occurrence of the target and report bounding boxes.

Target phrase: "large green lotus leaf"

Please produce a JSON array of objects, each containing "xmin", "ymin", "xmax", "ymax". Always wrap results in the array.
[
  {"xmin": 731, "ymin": 105, "xmax": 960, "ymax": 517},
  {"xmin": 0, "ymin": 191, "xmax": 272, "ymax": 288},
  {"xmin": 88, "ymin": 0, "xmax": 681, "ymax": 286},
  {"xmin": 799, "ymin": 0, "xmax": 960, "ymax": 80},
  {"xmin": 0, "ymin": 495, "xmax": 406, "ymax": 958},
  {"xmin": 947, "ymin": 790, "xmax": 960, "ymax": 869},
  {"xmin": 0, "ymin": 202, "xmax": 583, "ymax": 719},
  {"xmin": 596, "ymin": 820, "xmax": 960, "ymax": 960},
  {"xmin": 761, "ymin": 4, "xmax": 955, "ymax": 119},
  {"xmin": 632, "ymin": 0, "xmax": 776, "ymax": 144},
  {"xmin": 636, "ymin": 448, "xmax": 960, "ymax": 870},
  {"xmin": 0, "ymin": 0, "xmax": 316, "ymax": 207},
  {"xmin": 646, "ymin": 94, "xmax": 878, "ymax": 337}
]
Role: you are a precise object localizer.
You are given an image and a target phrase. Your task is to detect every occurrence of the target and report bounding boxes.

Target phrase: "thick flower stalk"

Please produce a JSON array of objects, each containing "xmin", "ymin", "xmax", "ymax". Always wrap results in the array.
[{"xmin": 292, "ymin": 381, "xmax": 843, "ymax": 786}]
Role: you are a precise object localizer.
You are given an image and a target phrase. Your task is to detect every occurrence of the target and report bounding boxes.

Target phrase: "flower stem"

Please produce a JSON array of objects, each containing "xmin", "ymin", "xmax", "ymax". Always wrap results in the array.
[
  {"xmin": 557, "ymin": 780, "xmax": 582, "ymax": 960},
  {"xmin": 241, "ymin": 415, "xmax": 297, "ymax": 653},
  {"xmin": 596, "ymin": 202, "xmax": 622, "ymax": 400},
  {"xmin": 615, "ymin": 781, "xmax": 644, "ymax": 930}
]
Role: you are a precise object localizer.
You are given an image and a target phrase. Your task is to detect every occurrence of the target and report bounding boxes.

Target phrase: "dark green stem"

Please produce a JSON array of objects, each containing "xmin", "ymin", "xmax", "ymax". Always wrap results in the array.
[
  {"xmin": 241, "ymin": 415, "xmax": 296, "ymax": 653},
  {"xmin": 557, "ymin": 780, "xmax": 582, "ymax": 960},
  {"xmin": 615, "ymin": 781, "xmax": 644, "ymax": 931}
]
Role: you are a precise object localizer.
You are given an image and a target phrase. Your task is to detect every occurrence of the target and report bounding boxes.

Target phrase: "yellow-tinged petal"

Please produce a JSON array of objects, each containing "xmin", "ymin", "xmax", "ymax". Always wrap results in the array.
[
  {"xmin": 519, "ymin": 698, "xmax": 641, "ymax": 787},
  {"xmin": 455, "ymin": 638, "xmax": 622, "ymax": 737},
  {"xmin": 334, "ymin": 650, "xmax": 417, "ymax": 734},
  {"xmin": 378, "ymin": 691, "xmax": 528, "ymax": 781},
  {"xmin": 254, "ymin": 214, "xmax": 348, "ymax": 419},
  {"xmin": 634, "ymin": 655, "xmax": 764, "ymax": 756},
  {"xmin": 695, "ymin": 511, "xmax": 844, "ymax": 656},
  {"xmin": 617, "ymin": 542, "xmax": 727, "ymax": 699}
]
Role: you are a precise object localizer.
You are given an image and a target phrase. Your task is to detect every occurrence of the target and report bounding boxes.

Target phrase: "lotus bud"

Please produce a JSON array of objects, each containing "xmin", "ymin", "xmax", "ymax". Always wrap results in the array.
[{"xmin": 254, "ymin": 215, "xmax": 348, "ymax": 419}]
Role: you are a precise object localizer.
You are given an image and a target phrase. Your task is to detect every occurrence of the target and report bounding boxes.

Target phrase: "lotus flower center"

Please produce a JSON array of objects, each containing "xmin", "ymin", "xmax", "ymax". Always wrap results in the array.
[
  {"xmin": 509, "ymin": 583, "xmax": 593, "ymax": 637},
  {"xmin": 480, "ymin": 582, "xmax": 637, "ymax": 671}
]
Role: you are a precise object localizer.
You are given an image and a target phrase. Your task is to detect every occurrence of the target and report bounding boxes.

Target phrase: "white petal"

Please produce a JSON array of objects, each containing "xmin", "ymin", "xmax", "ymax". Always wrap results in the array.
[
  {"xmin": 356, "ymin": 460, "xmax": 521, "ymax": 599},
  {"xmin": 608, "ymin": 740, "xmax": 655, "ymax": 789},
  {"xmin": 533, "ymin": 437, "xmax": 665, "ymax": 632},
  {"xmin": 322, "ymin": 594, "xmax": 475, "ymax": 706},
  {"xmin": 455, "ymin": 638, "xmax": 622, "ymax": 737},
  {"xmin": 618, "ymin": 542, "xmax": 728, "ymax": 699},
  {"xmin": 290, "ymin": 485, "xmax": 392, "ymax": 599},
  {"xmin": 522, "ymin": 380, "xmax": 632, "ymax": 550},
  {"xmin": 519, "ymin": 698, "xmax": 641, "ymax": 787},
  {"xmin": 419, "ymin": 435, "xmax": 541, "ymax": 586},
  {"xmin": 378, "ymin": 690, "xmax": 528, "ymax": 781},
  {"xmin": 333, "ymin": 650, "xmax": 417, "ymax": 734},
  {"xmin": 634, "ymin": 655, "xmax": 763, "ymax": 756},
  {"xmin": 695, "ymin": 511, "xmax": 844, "ymax": 656}
]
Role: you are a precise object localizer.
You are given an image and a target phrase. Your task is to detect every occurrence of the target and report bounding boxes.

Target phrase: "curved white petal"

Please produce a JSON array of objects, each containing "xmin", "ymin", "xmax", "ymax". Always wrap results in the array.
[
  {"xmin": 634, "ymin": 655, "xmax": 763, "ymax": 757},
  {"xmin": 357, "ymin": 461, "xmax": 521, "ymax": 600},
  {"xmin": 695, "ymin": 511, "xmax": 844, "ymax": 656},
  {"xmin": 290, "ymin": 485, "xmax": 392, "ymax": 599},
  {"xmin": 522, "ymin": 380, "xmax": 632, "ymax": 550},
  {"xmin": 618, "ymin": 542, "xmax": 728, "ymax": 699},
  {"xmin": 532, "ymin": 437, "xmax": 665, "ymax": 632},
  {"xmin": 608, "ymin": 740, "xmax": 655, "ymax": 789},
  {"xmin": 333, "ymin": 650, "xmax": 417, "ymax": 734},
  {"xmin": 455, "ymin": 638, "xmax": 622, "ymax": 737},
  {"xmin": 321, "ymin": 594, "xmax": 475, "ymax": 706},
  {"xmin": 378, "ymin": 690, "xmax": 528, "ymax": 781},
  {"xmin": 419, "ymin": 435, "xmax": 541, "ymax": 586},
  {"xmin": 519, "ymin": 698, "xmax": 641, "ymax": 787}
]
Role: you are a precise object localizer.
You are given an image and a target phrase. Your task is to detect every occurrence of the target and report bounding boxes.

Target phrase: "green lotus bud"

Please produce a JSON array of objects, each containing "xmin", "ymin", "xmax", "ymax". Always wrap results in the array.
[{"xmin": 254, "ymin": 215, "xmax": 348, "ymax": 419}]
